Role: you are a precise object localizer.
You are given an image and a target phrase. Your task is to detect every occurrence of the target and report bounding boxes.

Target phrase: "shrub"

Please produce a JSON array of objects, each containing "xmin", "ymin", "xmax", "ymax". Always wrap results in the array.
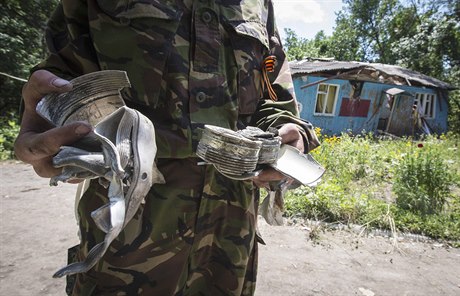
[
  {"xmin": 0, "ymin": 113, "xmax": 19, "ymax": 160},
  {"xmin": 284, "ymin": 182, "xmax": 370, "ymax": 224},
  {"xmin": 393, "ymin": 145, "xmax": 454, "ymax": 215},
  {"xmin": 284, "ymin": 131, "xmax": 459, "ymax": 241}
]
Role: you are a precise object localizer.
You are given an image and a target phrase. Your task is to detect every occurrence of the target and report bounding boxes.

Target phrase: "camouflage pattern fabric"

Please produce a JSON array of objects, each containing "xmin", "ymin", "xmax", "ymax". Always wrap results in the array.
[
  {"xmin": 71, "ymin": 158, "xmax": 258, "ymax": 295},
  {"xmin": 35, "ymin": 0, "xmax": 319, "ymax": 156},
  {"xmin": 33, "ymin": 0, "xmax": 319, "ymax": 295}
]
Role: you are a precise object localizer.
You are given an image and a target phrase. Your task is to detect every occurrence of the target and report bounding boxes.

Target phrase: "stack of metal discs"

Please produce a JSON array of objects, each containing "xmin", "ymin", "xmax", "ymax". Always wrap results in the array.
[
  {"xmin": 237, "ymin": 126, "xmax": 281, "ymax": 164},
  {"xmin": 196, "ymin": 125, "xmax": 262, "ymax": 176}
]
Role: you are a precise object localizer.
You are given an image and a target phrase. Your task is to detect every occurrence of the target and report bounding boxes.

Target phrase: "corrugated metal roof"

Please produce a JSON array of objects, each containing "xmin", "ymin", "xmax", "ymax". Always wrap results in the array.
[
  {"xmin": 290, "ymin": 60, "xmax": 455, "ymax": 90},
  {"xmin": 290, "ymin": 60, "xmax": 363, "ymax": 73}
]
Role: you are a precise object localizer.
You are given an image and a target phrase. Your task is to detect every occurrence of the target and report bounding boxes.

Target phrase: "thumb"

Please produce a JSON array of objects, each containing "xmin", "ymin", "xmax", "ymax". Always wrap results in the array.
[
  {"xmin": 15, "ymin": 122, "xmax": 92, "ymax": 162},
  {"xmin": 36, "ymin": 122, "xmax": 93, "ymax": 155},
  {"xmin": 22, "ymin": 70, "xmax": 73, "ymax": 111}
]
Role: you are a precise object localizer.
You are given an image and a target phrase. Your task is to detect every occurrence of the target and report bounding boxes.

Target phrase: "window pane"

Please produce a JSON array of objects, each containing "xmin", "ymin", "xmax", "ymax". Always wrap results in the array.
[
  {"xmin": 427, "ymin": 94, "xmax": 434, "ymax": 117},
  {"xmin": 423, "ymin": 100, "xmax": 429, "ymax": 116},
  {"xmin": 316, "ymin": 94, "xmax": 325, "ymax": 113},
  {"xmin": 318, "ymin": 84, "xmax": 327, "ymax": 92},
  {"xmin": 325, "ymin": 85, "xmax": 337, "ymax": 113},
  {"xmin": 415, "ymin": 93, "xmax": 421, "ymax": 107}
]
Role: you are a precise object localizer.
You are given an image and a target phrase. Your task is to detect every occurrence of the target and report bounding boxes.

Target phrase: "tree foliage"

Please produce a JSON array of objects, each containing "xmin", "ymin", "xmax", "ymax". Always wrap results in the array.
[
  {"xmin": 284, "ymin": 29, "xmax": 326, "ymax": 61},
  {"xmin": 0, "ymin": 0, "xmax": 59, "ymax": 116},
  {"xmin": 283, "ymin": 0, "xmax": 460, "ymax": 133},
  {"xmin": 0, "ymin": 0, "xmax": 458, "ymax": 132}
]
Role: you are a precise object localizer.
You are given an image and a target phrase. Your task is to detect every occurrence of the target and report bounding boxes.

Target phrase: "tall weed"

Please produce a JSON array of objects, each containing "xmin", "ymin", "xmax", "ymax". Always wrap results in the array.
[
  {"xmin": 285, "ymin": 130, "xmax": 460, "ymax": 241},
  {"xmin": 393, "ymin": 145, "xmax": 454, "ymax": 215}
]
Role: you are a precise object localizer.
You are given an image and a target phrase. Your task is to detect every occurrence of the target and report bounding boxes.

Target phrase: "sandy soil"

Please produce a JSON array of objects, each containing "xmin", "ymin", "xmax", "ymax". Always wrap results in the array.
[{"xmin": 1, "ymin": 161, "xmax": 459, "ymax": 296}]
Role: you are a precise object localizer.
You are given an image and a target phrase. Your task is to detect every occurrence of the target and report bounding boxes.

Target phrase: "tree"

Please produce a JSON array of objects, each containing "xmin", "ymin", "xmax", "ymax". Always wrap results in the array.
[
  {"xmin": 327, "ymin": 11, "xmax": 364, "ymax": 61},
  {"xmin": 281, "ymin": 0, "xmax": 459, "ymax": 133},
  {"xmin": 0, "ymin": 0, "xmax": 59, "ymax": 116},
  {"xmin": 284, "ymin": 29, "xmax": 317, "ymax": 61},
  {"xmin": 392, "ymin": 0, "xmax": 460, "ymax": 131},
  {"xmin": 284, "ymin": 29, "xmax": 338, "ymax": 61}
]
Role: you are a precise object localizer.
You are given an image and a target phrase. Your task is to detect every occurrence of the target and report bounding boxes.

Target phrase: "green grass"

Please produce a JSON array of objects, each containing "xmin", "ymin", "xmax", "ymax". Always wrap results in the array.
[
  {"xmin": 1, "ymin": 116, "xmax": 459, "ymax": 242},
  {"xmin": 284, "ymin": 131, "xmax": 460, "ymax": 242}
]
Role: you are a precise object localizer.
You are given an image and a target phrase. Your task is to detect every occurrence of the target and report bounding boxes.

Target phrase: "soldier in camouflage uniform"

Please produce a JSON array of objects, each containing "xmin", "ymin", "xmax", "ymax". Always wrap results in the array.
[{"xmin": 15, "ymin": 0, "xmax": 319, "ymax": 295}]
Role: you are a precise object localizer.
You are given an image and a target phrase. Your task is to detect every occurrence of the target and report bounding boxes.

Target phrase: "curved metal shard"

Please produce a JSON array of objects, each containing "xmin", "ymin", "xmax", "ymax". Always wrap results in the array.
[
  {"xmin": 92, "ymin": 106, "xmax": 136, "ymax": 176},
  {"xmin": 52, "ymin": 147, "xmax": 109, "ymax": 176},
  {"xmin": 53, "ymin": 177, "xmax": 125, "ymax": 278},
  {"xmin": 270, "ymin": 145, "xmax": 325, "ymax": 186},
  {"xmin": 36, "ymin": 71, "xmax": 129, "ymax": 127},
  {"xmin": 123, "ymin": 108, "xmax": 165, "ymax": 223},
  {"xmin": 52, "ymin": 106, "xmax": 164, "ymax": 278},
  {"xmin": 260, "ymin": 189, "xmax": 285, "ymax": 226},
  {"xmin": 53, "ymin": 169, "xmax": 126, "ymax": 278},
  {"xmin": 35, "ymin": 71, "xmax": 165, "ymax": 278}
]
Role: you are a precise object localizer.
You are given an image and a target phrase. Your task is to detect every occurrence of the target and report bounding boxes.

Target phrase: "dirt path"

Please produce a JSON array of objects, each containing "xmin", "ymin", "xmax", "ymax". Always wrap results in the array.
[{"xmin": 1, "ymin": 161, "xmax": 459, "ymax": 295}]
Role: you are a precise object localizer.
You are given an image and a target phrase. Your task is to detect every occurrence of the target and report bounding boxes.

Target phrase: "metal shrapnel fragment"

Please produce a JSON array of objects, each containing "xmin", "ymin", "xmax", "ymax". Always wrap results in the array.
[
  {"xmin": 196, "ymin": 124, "xmax": 325, "ymax": 186},
  {"xmin": 272, "ymin": 145, "xmax": 325, "ymax": 186},
  {"xmin": 237, "ymin": 126, "xmax": 281, "ymax": 164},
  {"xmin": 197, "ymin": 125, "xmax": 325, "ymax": 227},
  {"xmin": 35, "ymin": 70, "xmax": 164, "ymax": 278},
  {"xmin": 196, "ymin": 125, "xmax": 262, "ymax": 176},
  {"xmin": 36, "ymin": 70, "xmax": 129, "ymax": 127}
]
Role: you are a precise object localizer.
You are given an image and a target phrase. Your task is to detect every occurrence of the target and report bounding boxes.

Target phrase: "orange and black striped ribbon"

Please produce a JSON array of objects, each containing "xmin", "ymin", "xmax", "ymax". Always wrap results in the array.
[{"xmin": 262, "ymin": 55, "xmax": 278, "ymax": 101}]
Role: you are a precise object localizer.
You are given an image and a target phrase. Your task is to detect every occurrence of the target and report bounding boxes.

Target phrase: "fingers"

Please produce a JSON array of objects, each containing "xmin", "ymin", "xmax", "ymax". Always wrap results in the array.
[
  {"xmin": 15, "ymin": 122, "xmax": 92, "ymax": 178},
  {"xmin": 19, "ymin": 70, "xmax": 74, "ymax": 136},
  {"xmin": 278, "ymin": 123, "xmax": 305, "ymax": 152},
  {"xmin": 32, "ymin": 156, "xmax": 63, "ymax": 178},
  {"xmin": 14, "ymin": 70, "xmax": 84, "ymax": 178},
  {"xmin": 252, "ymin": 123, "xmax": 305, "ymax": 188},
  {"xmin": 22, "ymin": 70, "xmax": 72, "ymax": 112},
  {"xmin": 252, "ymin": 167, "xmax": 286, "ymax": 189},
  {"xmin": 14, "ymin": 122, "xmax": 92, "ymax": 163}
]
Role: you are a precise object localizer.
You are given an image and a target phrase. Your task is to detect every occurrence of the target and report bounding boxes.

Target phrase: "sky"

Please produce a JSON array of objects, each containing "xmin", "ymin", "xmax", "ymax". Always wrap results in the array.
[{"xmin": 272, "ymin": 0, "xmax": 344, "ymax": 40}]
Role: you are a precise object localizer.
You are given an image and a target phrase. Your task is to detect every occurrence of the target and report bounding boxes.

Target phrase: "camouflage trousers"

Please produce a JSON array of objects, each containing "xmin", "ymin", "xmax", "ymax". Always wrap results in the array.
[{"xmin": 68, "ymin": 158, "xmax": 259, "ymax": 295}]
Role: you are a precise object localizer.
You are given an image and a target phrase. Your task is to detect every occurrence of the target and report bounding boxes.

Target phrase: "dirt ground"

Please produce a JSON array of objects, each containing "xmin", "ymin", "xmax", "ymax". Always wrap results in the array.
[{"xmin": 1, "ymin": 161, "xmax": 459, "ymax": 296}]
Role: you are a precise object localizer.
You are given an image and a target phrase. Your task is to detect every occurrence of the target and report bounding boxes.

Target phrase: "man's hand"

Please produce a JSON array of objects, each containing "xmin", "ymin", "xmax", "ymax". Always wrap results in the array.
[
  {"xmin": 252, "ymin": 123, "xmax": 304, "ymax": 189},
  {"xmin": 14, "ymin": 70, "xmax": 92, "ymax": 178}
]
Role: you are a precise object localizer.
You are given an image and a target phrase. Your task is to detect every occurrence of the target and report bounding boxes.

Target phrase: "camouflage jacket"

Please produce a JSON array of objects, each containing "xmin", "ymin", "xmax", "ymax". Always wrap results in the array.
[{"xmin": 35, "ymin": 0, "xmax": 319, "ymax": 158}]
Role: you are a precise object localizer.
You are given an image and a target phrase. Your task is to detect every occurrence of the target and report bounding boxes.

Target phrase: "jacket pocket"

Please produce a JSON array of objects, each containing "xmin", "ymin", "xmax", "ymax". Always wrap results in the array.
[
  {"xmin": 227, "ymin": 20, "xmax": 270, "ymax": 115},
  {"xmin": 222, "ymin": 0, "xmax": 270, "ymax": 115},
  {"xmin": 89, "ymin": 0, "xmax": 182, "ymax": 106}
]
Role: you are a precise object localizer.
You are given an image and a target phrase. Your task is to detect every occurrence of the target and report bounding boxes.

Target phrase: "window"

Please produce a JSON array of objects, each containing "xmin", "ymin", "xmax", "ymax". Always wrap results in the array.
[
  {"xmin": 350, "ymin": 80, "xmax": 364, "ymax": 99},
  {"xmin": 314, "ymin": 83, "xmax": 339, "ymax": 115},
  {"xmin": 414, "ymin": 93, "xmax": 436, "ymax": 118}
]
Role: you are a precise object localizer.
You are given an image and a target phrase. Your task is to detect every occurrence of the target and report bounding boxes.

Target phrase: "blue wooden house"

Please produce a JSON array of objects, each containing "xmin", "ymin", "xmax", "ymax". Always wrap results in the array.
[{"xmin": 290, "ymin": 60, "xmax": 455, "ymax": 136}]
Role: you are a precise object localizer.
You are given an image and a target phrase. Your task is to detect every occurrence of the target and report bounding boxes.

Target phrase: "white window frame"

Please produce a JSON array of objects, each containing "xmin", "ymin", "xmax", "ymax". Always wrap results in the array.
[
  {"xmin": 414, "ymin": 93, "xmax": 436, "ymax": 119},
  {"xmin": 314, "ymin": 83, "xmax": 339, "ymax": 116}
]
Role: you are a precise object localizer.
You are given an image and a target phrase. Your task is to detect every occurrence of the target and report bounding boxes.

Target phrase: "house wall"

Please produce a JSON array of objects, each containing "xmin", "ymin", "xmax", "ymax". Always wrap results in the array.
[{"xmin": 292, "ymin": 75, "xmax": 449, "ymax": 136}]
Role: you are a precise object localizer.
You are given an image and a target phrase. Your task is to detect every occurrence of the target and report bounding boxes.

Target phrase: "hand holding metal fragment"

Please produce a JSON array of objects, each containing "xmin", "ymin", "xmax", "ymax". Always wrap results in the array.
[
  {"xmin": 36, "ymin": 70, "xmax": 164, "ymax": 278},
  {"xmin": 196, "ymin": 124, "xmax": 325, "ymax": 186},
  {"xmin": 196, "ymin": 126, "xmax": 263, "ymax": 178}
]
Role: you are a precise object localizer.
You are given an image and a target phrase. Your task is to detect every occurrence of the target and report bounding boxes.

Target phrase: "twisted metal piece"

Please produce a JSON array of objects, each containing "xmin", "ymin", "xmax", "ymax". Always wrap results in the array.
[{"xmin": 36, "ymin": 71, "xmax": 164, "ymax": 278}]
